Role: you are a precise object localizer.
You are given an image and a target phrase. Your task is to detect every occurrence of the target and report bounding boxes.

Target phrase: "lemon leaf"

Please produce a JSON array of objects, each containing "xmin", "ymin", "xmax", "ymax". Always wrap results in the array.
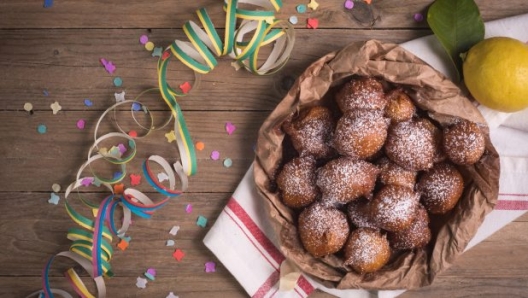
[{"xmin": 427, "ymin": 0, "xmax": 484, "ymax": 81}]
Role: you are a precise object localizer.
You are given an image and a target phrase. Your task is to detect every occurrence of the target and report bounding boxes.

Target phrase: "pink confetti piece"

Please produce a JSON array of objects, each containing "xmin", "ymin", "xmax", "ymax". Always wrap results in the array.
[
  {"xmin": 130, "ymin": 174, "xmax": 141, "ymax": 186},
  {"xmin": 210, "ymin": 150, "xmax": 220, "ymax": 160},
  {"xmin": 76, "ymin": 119, "xmax": 86, "ymax": 130},
  {"xmin": 179, "ymin": 82, "xmax": 192, "ymax": 94},
  {"xmin": 100, "ymin": 58, "xmax": 116, "ymax": 74},
  {"xmin": 139, "ymin": 35, "xmax": 149, "ymax": 45},
  {"xmin": 146, "ymin": 268, "xmax": 156, "ymax": 277},
  {"xmin": 81, "ymin": 177, "xmax": 94, "ymax": 187},
  {"xmin": 344, "ymin": 0, "xmax": 354, "ymax": 9},
  {"xmin": 225, "ymin": 122, "xmax": 236, "ymax": 135},
  {"xmin": 414, "ymin": 13, "xmax": 424, "ymax": 22},
  {"xmin": 205, "ymin": 261, "xmax": 216, "ymax": 273},
  {"xmin": 307, "ymin": 18, "xmax": 319, "ymax": 29},
  {"xmin": 185, "ymin": 204, "xmax": 193, "ymax": 214}
]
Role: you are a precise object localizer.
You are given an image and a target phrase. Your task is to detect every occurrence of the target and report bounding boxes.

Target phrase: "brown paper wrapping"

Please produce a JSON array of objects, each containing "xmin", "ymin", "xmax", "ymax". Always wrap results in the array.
[{"xmin": 254, "ymin": 40, "xmax": 500, "ymax": 290}]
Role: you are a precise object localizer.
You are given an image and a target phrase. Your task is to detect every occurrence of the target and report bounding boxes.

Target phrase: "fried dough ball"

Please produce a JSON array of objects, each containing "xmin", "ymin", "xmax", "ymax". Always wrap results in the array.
[
  {"xmin": 385, "ymin": 120, "xmax": 435, "ymax": 171},
  {"xmin": 332, "ymin": 110, "xmax": 389, "ymax": 159},
  {"xmin": 417, "ymin": 163, "xmax": 464, "ymax": 214},
  {"xmin": 377, "ymin": 157, "xmax": 417, "ymax": 189},
  {"xmin": 347, "ymin": 198, "xmax": 378, "ymax": 229},
  {"xmin": 316, "ymin": 157, "xmax": 379, "ymax": 204},
  {"xmin": 417, "ymin": 118, "xmax": 447, "ymax": 163},
  {"xmin": 276, "ymin": 156, "xmax": 319, "ymax": 208},
  {"xmin": 336, "ymin": 77, "xmax": 387, "ymax": 112},
  {"xmin": 282, "ymin": 106, "xmax": 335, "ymax": 159},
  {"xmin": 442, "ymin": 120, "xmax": 485, "ymax": 165},
  {"xmin": 384, "ymin": 89, "xmax": 415, "ymax": 123},
  {"xmin": 298, "ymin": 203, "xmax": 350, "ymax": 257},
  {"xmin": 370, "ymin": 185, "xmax": 420, "ymax": 232},
  {"xmin": 388, "ymin": 205, "xmax": 431, "ymax": 250},
  {"xmin": 343, "ymin": 228, "xmax": 391, "ymax": 273}
]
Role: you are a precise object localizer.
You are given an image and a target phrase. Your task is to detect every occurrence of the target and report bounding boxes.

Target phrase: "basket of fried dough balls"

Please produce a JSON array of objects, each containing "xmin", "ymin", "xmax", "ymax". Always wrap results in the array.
[{"xmin": 254, "ymin": 40, "xmax": 499, "ymax": 290}]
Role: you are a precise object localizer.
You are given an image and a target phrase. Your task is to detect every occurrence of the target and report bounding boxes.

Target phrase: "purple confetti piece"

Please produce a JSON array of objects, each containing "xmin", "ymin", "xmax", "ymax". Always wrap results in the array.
[
  {"xmin": 81, "ymin": 177, "xmax": 94, "ymax": 187},
  {"xmin": 76, "ymin": 119, "xmax": 85, "ymax": 129},
  {"xmin": 185, "ymin": 204, "xmax": 193, "ymax": 214},
  {"xmin": 344, "ymin": 0, "xmax": 354, "ymax": 9},
  {"xmin": 210, "ymin": 150, "xmax": 220, "ymax": 160},
  {"xmin": 132, "ymin": 102, "xmax": 142, "ymax": 111},
  {"xmin": 139, "ymin": 35, "xmax": 149, "ymax": 45},
  {"xmin": 205, "ymin": 261, "xmax": 216, "ymax": 273},
  {"xmin": 225, "ymin": 122, "xmax": 236, "ymax": 135},
  {"xmin": 414, "ymin": 13, "xmax": 424, "ymax": 22},
  {"xmin": 117, "ymin": 143, "xmax": 127, "ymax": 154},
  {"xmin": 146, "ymin": 268, "xmax": 157, "ymax": 276},
  {"xmin": 84, "ymin": 98, "xmax": 93, "ymax": 106}
]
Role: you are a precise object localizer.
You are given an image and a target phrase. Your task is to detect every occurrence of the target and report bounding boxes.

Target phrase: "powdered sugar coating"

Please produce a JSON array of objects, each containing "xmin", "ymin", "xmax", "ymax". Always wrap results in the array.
[
  {"xmin": 388, "ymin": 205, "xmax": 431, "ymax": 250},
  {"xmin": 298, "ymin": 203, "xmax": 350, "ymax": 257},
  {"xmin": 377, "ymin": 157, "xmax": 417, "ymax": 189},
  {"xmin": 443, "ymin": 120, "xmax": 485, "ymax": 165},
  {"xmin": 347, "ymin": 198, "xmax": 378, "ymax": 229},
  {"xmin": 385, "ymin": 120, "xmax": 435, "ymax": 171},
  {"xmin": 336, "ymin": 77, "xmax": 387, "ymax": 112},
  {"xmin": 343, "ymin": 228, "xmax": 391, "ymax": 273},
  {"xmin": 317, "ymin": 157, "xmax": 379, "ymax": 204},
  {"xmin": 370, "ymin": 185, "xmax": 420, "ymax": 232},
  {"xmin": 333, "ymin": 110, "xmax": 389, "ymax": 159},
  {"xmin": 384, "ymin": 88, "xmax": 415, "ymax": 123},
  {"xmin": 418, "ymin": 163, "xmax": 464, "ymax": 214},
  {"xmin": 276, "ymin": 156, "xmax": 319, "ymax": 208},
  {"xmin": 282, "ymin": 106, "xmax": 335, "ymax": 159}
]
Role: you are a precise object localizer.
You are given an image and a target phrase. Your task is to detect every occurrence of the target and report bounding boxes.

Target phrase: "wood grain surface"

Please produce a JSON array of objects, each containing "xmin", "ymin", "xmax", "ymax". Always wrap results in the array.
[{"xmin": 1, "ymin": 0, "xmax": 527, "ymax": 297}]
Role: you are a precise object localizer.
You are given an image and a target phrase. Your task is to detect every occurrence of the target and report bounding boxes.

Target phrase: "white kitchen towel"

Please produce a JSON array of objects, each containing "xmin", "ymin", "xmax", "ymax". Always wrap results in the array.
[{"xmin": 204, "ymin": 13, "xmax": 528, "ymax": 298}]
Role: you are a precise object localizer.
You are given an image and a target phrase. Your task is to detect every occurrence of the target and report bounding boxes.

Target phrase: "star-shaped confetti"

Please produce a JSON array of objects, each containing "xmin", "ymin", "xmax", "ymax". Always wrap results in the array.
[
  {"xmin": 165, "ymin": 130, "xmax": 176, "ymax": 143},
  {"xmin": 179, "ymin": 82, "xmax": 192, "ymax": 94},
  {"xmin": 100, "ymin": 58, "xmax": 116, "ymax": 74},
  {"xmin": 81, "ymin": 177, "xmax": 94, "ymax": 187},
  {"xmin": 115, "ymin": 91, "xmax": 126, "ymax": 103},
  {"xmin": 196, "ymin": 215, "xmax": 208, "ymax": 228},
  {"xmin": 307, "ymin": 0, "xmax": 319, "ymax": 10},
  {"xmin": 157, "ymin": 172, "xmax": 169, "ymax": 183},
  {"xmin": 166, "ymin": 292, "xmax": 179, "ymax": 298},
  {"xmin": 117, "ymin": 239, "xmax": 129, "ymax": 251},
  {"xmin": 205, "ymin": 261, "xmax": 216, "ymax": 273},
  {"xmin": 225, "ymin": 122, "xmax": 236, "ymax": 135},
  {"xmin": 50, "ymin": 101, "xmax": 62, "ymax": 114},
  {"xmin": 169, "ymin": 225, "xmax": 180, "ymax": 236},
  {"xmin": 172, "ymin": 249, "xmax": 185, "ymax": 261},
  {"xmin": 48, "ymin": 193, "xmax": 60, "ymax": 205},
  {"xmin": 136, "ymin": 277, "xmax": 148, "ymax": 289},
  {"xmin": 152, "ymin": 47, "xmax": 163, "ymax": 57},
  {"xmin": 130, "ymin": 174, "xmax": 141, "ymax": 186}
]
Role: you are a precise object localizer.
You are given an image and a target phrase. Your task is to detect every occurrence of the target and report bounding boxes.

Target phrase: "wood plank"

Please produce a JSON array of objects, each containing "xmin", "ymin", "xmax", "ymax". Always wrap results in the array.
[
  {"xmin": 1, "ymin": 0, "xmax": 527, "ymax": 29},
  {"xmin": 0, "ymin": 29, "xmax": 430, "ymax": 111}
]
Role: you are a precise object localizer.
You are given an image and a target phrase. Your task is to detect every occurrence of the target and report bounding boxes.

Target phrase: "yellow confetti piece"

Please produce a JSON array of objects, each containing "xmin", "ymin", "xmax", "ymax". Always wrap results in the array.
[
  {"xmin": 24, "ymin": 102, "xmax": 33, "ymax": 112},
  {"xmin": 145, "ymin": 41, "xmax": 155, "ymax": 51},
  {"xmin": 307, "ymin": 0, "xmax": 319, "ymax": 10},
  {"xmin": 50, "ymin": 101, "xmax": 62, "ymax": 114},
  {"xmin": 52, "ymin": 183, "xmax": 61, "ymax": 193},
  {"xmin": 165, "ymin": 130, "xmax": 176, "ymax": 143}
]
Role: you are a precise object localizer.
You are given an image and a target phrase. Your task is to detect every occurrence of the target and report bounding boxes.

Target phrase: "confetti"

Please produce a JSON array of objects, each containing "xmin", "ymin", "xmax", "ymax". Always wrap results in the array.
[
  {"xmin": 100, "ymin": 58, "xmax": 116, "ymax": 74},
  {"xmin": 117, "ymin": 239, "xmax": 129, "ymax": 251},
  {"xmin": 132, "ymin": 102, "xmax": 142, "ymax": 111},
  {"xmin": 24, "ymin": 103, "xmax": 33, "ymax": 112},
  {"xmin": 81, "ymin": 177, "xmax": 94, "ymax": 187},
  {"xmin": 223, "ymin": 158, "xmax": 233, "ymax": 168},
  {"xmin": 204, "ymin": 261, "xmax": 216, "ymax": 273},
  {"xmin": 120, "ymin": 235, "xmax": 132, "ymax": 242},
  {"xmin": 128, "ymin": 130, "xmax": 138, "ymax": 138},
  {"xmin": 152, "ymin": 47, "xmax": 163, "ymax": 57},
  {"xmin": 136, "ymin": 277, "xmax": 147, "ymax": 289},
  {"xmin": 296, "ymin": 4, "xmax": 307, "ymax": 13},
  {"xmin": 414, "ymin": 13, "xmax": 424, "ymax": 22},
  {"xmin": 166, "ymin": 292, "xmax": 179, "ymax": 298},
  {"xmin": 225, "ymin": 122, "xmax": 236, "ymax": 135},
  {"xmin": 166, "ymin": 240, "xmax": 175, "ymax": 246},
  {"xmin": 50, "ymin": 101, "xmax": 62, "ymax": 114},
  {"xmin": 344, "ymin": 0, "xmax": 354, "ymax": 9},
  {"xmin": 307, "ymin": 0, "xmax": 319, "ymax": 10},
  {"xmin": 157, "ymin": 172, "xmax": 169, "ymax": 183},
  {"xmin": 37, "ymin": 124, "xmax": 47, "ymax": 134},
  {"xmin": 92, "ymin": 178, "xmax": 102, "ymax": 187},
  {"xmin": 43, "ymin": 89, "xmax": 49, "ymax": 96},
  {"xmin": 117, "ymin": 143, "xmax": 127, "ymax": 153},
  {"xmin": 162, "ymin": 51, "xmax": 171, "ymax": 60},
  {"xmin": 196, "ymin": 215, "xmax": 208, "ymax": 228},
  {"xmin": 169, "ymin": 225, "xmax": 180, "ymax": 236},
  {"xmin": 51, "ymin": 183, "xmax": 61, "ymax": 193},
  {"xmin": 130, "ymin": 174, "xmax": 141, "ymax": 186},
  {"xmin": 289, "ymin": 16, "xmax": 298, "ymax": 25},
  {"xmin": 145, "ymin": 41, "xmax": 155, "ymax": 51},
  {"xmin": 115, "ymin": 91, "xmax": 126, "ymax": 103},
  {"xmin": 113, "ymin": 77, "xmax": 123, "ymax": 87},
  {"xmin": 139, "ymin": 35, "xmax": 149, "ymax": 45},
  {"xmin": 230, "ymin": 61, "xmax": 242, "ymax": 71},
  {"xmin": 210, "ymin": 150, "xmax": 220, "ymax": 160},
  {"xmin": 172, "ymin": 249, "xmax": 185, "ymax": 261},
  {"xmin": 165, "ymin": 130, "xmax": 176, "ymax": 143},
  {"xmin": 185, "ymin": 204, "xmax": 193, "ymax": 214},
  {"xmin": 76, "ymin": 119, "xmax": 85, "ymax": 130},
  {"xmin": 48, "ymin": 193, "xmax": 60, "ymax": 205},
  {"xmin": 84, "ymin": 98, "xmax": 93, "ymax": 106},
  {"xmin": 113, "ymin": 171, "xmax": 123, "ymax": 180},
  {"xmin": 113, "ymin": 183, "xmax": 125, "ymax": 194},
  {"xmin": 195, "ymin": 141, "xmax": 205, "ymax": 151},
  {"xmin": 307, "ymin": 18, "xmax": 319, "ymax": 29},
  {"xmin": 179, "ymin": 82, "xmax": 192, "ymax": 94},
  {"xmin": 144, "ymin": 268, "xmax": 156, "ymax": 281},
  {"xmin": 364, "ymin": 0, "xmax": 372, "ymax": 4},
  {"xmin": 43, "ymin": 0, "xmax": 53, "ymax": 8}
]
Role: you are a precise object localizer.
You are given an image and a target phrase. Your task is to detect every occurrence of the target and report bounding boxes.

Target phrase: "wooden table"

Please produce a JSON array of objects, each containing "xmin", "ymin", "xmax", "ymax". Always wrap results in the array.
[{"xmin": 1, "ymin": 1, "xmax": 527, "ymax": 297}]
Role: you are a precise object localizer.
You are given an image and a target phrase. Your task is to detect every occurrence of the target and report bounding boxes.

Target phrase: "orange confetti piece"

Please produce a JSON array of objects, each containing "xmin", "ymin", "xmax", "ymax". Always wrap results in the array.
[
  {"xmin": 128, "ymin": 130, "xmax": 138, "ymax": 138},
  {"xmin": 364, "ymin": 0, "xmax": 372, "ymax": 4},
  {"xmin": 195, "ymin": 141, "xmax": 205, "ymax": 151},
  {"xmin": 117, "ymin": 239, "xmax": 129, "ymax": 251},
  {"xmin": 113, "ymin": 183, "xmax": 125, "ymax": 194},
  {"xmin": 179, "ymin": 82, "xmax": 192, "ymax": 94}
]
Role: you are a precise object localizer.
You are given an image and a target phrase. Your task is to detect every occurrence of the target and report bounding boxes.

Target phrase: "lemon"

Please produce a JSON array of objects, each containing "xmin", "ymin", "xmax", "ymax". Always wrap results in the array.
[{"xmin": 463, "ymin": 36, "xmax": 528, "ymax": 112}]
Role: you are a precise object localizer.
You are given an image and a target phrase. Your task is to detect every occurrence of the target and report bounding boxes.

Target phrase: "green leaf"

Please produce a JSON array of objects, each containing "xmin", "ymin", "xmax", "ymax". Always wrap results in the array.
[{"xmin": 427, "ymin": 0, "xmax": 484, "ymax": 81}]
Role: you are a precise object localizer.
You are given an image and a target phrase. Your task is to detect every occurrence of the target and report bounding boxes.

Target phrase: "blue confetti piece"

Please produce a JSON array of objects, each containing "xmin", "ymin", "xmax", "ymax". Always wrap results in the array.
[
  {"xmin": 296, "ymin": 4, "xmax": 307, "ymax": 13},
  {"xmin": 37, "ymin": 124, "xmax": 47, "ymax": 134},
  {"xmin": 144, "ymin": 272, "xmax": 155, "ymax": 281},
  {"xmin": 114, "ymin": 77, "xmax": 123, "ymax": 87},
  {"xmin": 84, "ymin": 98, "xmax": 93, "ymax": 106},
  {"xmin": 196, "ymin": 215, "xmax": 208, "ymax": 228},
  {"xmin": 48, "ymin": 193, "xmax": 60, "ymax": 205},
  {"xmin": 113, "ymin": 171, "xmax": 123, "ymax": 179},
  {"xmin": 132, "ymin": 102, "xmax": 141, "ymax": 111},
  {"xmin": 92, "ymin": 178, "xmax": 102, "ymax": 187},
  {"xmin": 43, "ymin": 0, "xmax": 53, "ymax": 8},
  {"xmin": 43, "ymin": 89, "xmax": 49, "ymax": 96},
  {"xmin": 152, "ymin": 47, "xmax": 163, "ymax": 58},
  {"xmin": 128, "ymin": 139, "xmax": 136, "ymax": 148}
]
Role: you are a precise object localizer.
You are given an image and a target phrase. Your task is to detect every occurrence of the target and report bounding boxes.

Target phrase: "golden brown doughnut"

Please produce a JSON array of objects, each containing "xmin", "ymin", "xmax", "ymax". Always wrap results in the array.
[
  {"xmin": 370, "ymin": 185, "xmax": 420, "ymax": 232},
  {"xmin": 316, "ymin": 157, "xmax": 379, "ymax": 204},
  {"xmin": 332, "ymin": 110, "xmax": 389, "ymax": 159},
  {"xmin": 417, "ymin": 163, "xmax": 464, "ymax": 214},
  {"xmin": 385, "ymin": 120, "xmax": 435, "ymax": 171},
  {"xmin": 377, "ymin": 157, "xmax": 417, "ymax": 189},
  {"xmin": 347, "ymin": 198, "xmax": 378, "ymax": 229},
  {"xmin": 343, "ymin": 227, "xmax": 391, "ymax": 273},
  {"xmin": 417, "ymin": 118, "xmax": 447, "ymax": 163},
  {"xmin": 276, "ymin": 156, "xmax": 319, "ymax": 208},
  {"xmin": 282, "ymin": 105, "xmax": 335, "ymax": 159},
  {"xmin": 442, "ymin": 120, "xmax": 485, "ymax": 165},
  {"xmin": 298, "ymin": 203, "xmax": 350, "ymax": 257},
  {"xmin": 336, "ymin": 77, "xmax": 387, "ymax": 112},
  {"xmin": 384, "ymin": 88, "xmax": 415, "ymax": 123},
  {"xmin": 387, "ymin": 205, "xmax": 431, "ymax": 250}
]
